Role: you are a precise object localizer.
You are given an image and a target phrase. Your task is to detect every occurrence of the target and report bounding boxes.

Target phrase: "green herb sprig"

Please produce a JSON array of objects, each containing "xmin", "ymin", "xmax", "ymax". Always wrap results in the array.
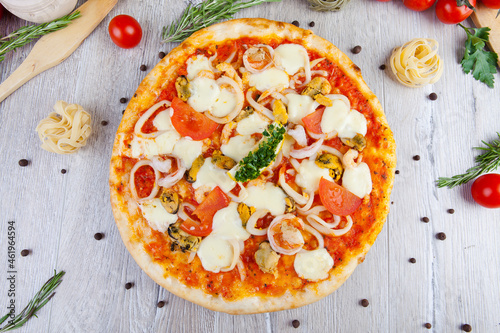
[
  {"xmin": 234, "ymin": 123, "xmax": 286, "ymax": 182},
  {"xmin": 458, "ymin": 24, "xmax": 498, "ymax": 88},
  {"xmin": 162, "ymin": 0, "xmax": 281, "ymax": 43},
  {"xmin": 0, "ymin": 12, "xmax": 81, "ymax": 62},
  {"xmin": 456, "ymin": 0, "xmax": 475, "ymax": 10},
  {"xmin": 0, "ymin": 270, "xmax": 65, "ymax": 332},
  {"xmin": 437, "ymin": 132, "xmax": 500, "ymax": 188}
]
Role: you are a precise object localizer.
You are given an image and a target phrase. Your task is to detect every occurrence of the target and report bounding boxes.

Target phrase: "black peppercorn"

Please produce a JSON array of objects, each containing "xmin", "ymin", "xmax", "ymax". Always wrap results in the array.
[
  {"xmin": 352, "ymin": 45, "xmax": 362, "ymax": 54},
  {"xmin": 462, "ymin": 324, "xmax": 472, "ymax": 332},
  {"xmin": 436, "ymin": 232, "xmax": 446, "ymax": 240}
]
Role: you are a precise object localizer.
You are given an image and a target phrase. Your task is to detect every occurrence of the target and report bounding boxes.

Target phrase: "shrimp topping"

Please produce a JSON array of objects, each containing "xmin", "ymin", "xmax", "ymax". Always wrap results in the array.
[{"xmin": 267, "ymin": 214, "xmax": 305, "ymax": 255}]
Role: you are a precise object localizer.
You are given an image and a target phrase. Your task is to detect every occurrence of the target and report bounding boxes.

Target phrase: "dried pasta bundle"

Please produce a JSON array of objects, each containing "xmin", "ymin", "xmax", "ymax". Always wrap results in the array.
[
  {"xmin": 36, "ymin": 101, "xmax": 92, "ymax": 154},
  {"xmin": 307, "ymin": 0, "xmax": 351, "ymax": 12},
  {"xmin": 390, "ymin": 38, "xmax": 443, "ymax": 88}
]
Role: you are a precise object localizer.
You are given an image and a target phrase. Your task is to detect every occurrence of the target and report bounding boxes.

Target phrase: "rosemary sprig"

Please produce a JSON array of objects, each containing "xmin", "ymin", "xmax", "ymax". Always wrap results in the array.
[
  {"xmin": 0, "ymin": 12, "xmax": 81, "ymax": 62},
  {"xmin": 162, "ymin": 0, "xmax": 281, "ymax": 43},
  {"xmin": 436, "ymin": 132, "xmax": 500, "ymax": 188},
  {"xmin": 0, "ymin": 270, "xmax": 65, "ymax": 332}
]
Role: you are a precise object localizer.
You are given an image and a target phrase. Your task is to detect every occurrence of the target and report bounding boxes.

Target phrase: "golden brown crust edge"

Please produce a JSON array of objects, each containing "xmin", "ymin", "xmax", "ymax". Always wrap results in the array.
[{"xmin": 109, "ymin": 18, "xmax": 397, "ymax": 314}]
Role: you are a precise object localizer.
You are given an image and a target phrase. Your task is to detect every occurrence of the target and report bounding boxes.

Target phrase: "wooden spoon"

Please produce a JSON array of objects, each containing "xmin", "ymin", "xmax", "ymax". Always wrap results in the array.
[{"xmin": 0, "ymin": 0, "xmax": 118, "ymax": 104}]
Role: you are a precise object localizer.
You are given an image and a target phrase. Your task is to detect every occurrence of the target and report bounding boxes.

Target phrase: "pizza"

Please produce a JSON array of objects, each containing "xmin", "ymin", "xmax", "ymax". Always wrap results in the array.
[{"xmin": 109, "ymin": 18, "xmax": 396, "ymax": 314}]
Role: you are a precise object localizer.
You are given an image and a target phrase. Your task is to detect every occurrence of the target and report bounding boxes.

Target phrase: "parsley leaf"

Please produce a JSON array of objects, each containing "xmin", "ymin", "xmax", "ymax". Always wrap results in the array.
[
  {"xmin": 459, "ymin": 24, "xmax": 498, "ymax": 88},
  {"xmin": 234, "ymin": 123, "xmax": 285, "ymax": 182}
]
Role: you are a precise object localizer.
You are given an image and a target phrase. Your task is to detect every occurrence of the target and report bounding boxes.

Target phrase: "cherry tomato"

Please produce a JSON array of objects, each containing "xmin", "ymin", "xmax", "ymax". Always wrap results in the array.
[
  {"xmin": 403, "ymin": 0, "xmax": 437, "ymax": 11},
  {"xmin": 180, "ymin": 187, "xmax": 231, "ymax": 236},
  {"xmin": 301, "ymin": 107, "xmax": 324, "ymax": 134},
  {"xmin": 319, "ymin": 178, "xmax": 362, "ymax": 216},
  {"xmin": 480, "ymin": 0, "xmax": 500, "ymax": 8},
  {"xmin": 471, "ymin": 173, "xmax": 500, "ymax": 208},
  {"xmin": 108, "ymin": 15, "xmax": 142, "ymax": 49},
  {"xmin": 435, "ymin": 0, "xmax": 476, "ymax": 24},
  {"xmin": 170, "ymin": 97, "xmax": 219, "ymax": 140}
]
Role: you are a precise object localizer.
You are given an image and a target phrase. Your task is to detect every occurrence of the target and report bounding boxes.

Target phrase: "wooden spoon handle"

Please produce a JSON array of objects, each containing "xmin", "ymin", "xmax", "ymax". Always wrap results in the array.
[{"xmin": 0, "ymin": 0, "xmax": 118, "ymax": 104}]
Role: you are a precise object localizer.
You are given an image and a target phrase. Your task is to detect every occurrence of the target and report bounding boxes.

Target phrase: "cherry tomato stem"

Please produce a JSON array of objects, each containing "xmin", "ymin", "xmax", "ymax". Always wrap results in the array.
[{"xmin": 435, "ymin": 0, "xmax": 476, "ymax": 24}]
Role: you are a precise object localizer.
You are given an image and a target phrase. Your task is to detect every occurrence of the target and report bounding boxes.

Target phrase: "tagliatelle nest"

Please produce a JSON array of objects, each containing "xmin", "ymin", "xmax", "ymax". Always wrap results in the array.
[
  {"xmin": 35, "ymin": 101, "xmax": 92, "ymax": 154},
  {"xmin": 389, "ymin": 38, "xmax": 444, "ymax": 88}
]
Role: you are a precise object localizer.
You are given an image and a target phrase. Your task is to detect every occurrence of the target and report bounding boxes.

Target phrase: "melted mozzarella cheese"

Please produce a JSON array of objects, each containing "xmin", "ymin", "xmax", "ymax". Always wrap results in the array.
[
  {"xmin": 130, "ymin": 136, "xmax": 158, "ymax": 159},
  {"xmin": 275, "ymin": 44, "xmax": 308, "ymax": 75},
  {"xmin": 188, "ymin": 77, "xmax": 220, "ymax": 113},
  {"xmin": 211, "ymin": 202, "xmax": 250, "ymax": 241},
  {"xmin": 221, "ymin": 135, "xmax": 257, "ymax": 162},
  {"xmin": 342, "ymin": 162, "xmax": 372, "ymax": 198},
  {"xmin": 295, "ymin": 159, "xmax": 333, "ymax": 192},
  {"xmin": 248, "ymin": 68, "xmax": 289, "ymax": 92},
  {"xmin": 236, "ymin": 112, "xmax": 269, "ymax": 135},
  {"xmin": 211, "ymin": 88, "xmax": 237, "ymax": 117},
  {"xmin": 294, "ymin": 248, "xmax": 334, "ymax": 281},
  {"xmin": 193, "ymin": 157, "xmax": 236, "ymax": 193},
  {"xmin": 155, "ymin": 131, "xmax": 181, "ymax": 155},
  {"xmin": 341, "ymin": 110, "xmax": 367, "ymax": 138},
  {"xmin": 321, "ymin": 96, "xmax": 367, "ymax": 138},
  {"xmin": 197, "ymin": 234, "xmax": 233, "ymax": 273},
  {"xmin": 172, "ymin": 137, "xmax": 203, "ymax": 169},
  {"xmin": 139, "ymin": 198, "xmax": 178, "ymax": 233},
  {"xmin": 130, "ymin": 131, "xmax": 181, "ymax": 158},
  {"xmin": 153, "ymin": 110, "xmax": 174, "ymax": 131},
  {"xmin": 243, "ymin": 182, "xmax": 287, "ymax": 216},
  {"xmin": 286, "ymin": 94, "xmax": 318, "ymax": 124},
  {"xmin": 186, "ymin": 55, "xmax": 213, "ymax": 80}
]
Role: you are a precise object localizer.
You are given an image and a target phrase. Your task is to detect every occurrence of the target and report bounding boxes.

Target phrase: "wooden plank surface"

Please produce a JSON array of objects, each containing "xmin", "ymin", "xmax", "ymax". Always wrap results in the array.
[{"xmin": 0, "ymin": 0, "xmax": 499, "ymax": 332}]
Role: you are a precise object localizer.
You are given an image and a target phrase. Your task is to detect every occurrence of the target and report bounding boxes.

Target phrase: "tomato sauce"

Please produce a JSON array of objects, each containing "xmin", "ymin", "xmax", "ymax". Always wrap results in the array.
[
  {"xmin": 134, "ymin": 165, "xmax": 156, "ymax": 198},
  {"xmin": 140, "ymin": 107, "xmax": 167, "ymax": 134}
]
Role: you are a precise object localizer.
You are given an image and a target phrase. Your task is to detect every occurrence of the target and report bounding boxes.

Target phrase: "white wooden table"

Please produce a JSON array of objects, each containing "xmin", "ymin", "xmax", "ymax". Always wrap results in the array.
[{"xmin": 1, "ymin": 0, "xmax": 499, "ymax": 332}]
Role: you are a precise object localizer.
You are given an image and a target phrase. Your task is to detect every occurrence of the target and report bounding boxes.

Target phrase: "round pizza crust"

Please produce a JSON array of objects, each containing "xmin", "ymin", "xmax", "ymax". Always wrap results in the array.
[{"xmin": 109, "ymin": 18, "xmax": 396, "ymax": 314}]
